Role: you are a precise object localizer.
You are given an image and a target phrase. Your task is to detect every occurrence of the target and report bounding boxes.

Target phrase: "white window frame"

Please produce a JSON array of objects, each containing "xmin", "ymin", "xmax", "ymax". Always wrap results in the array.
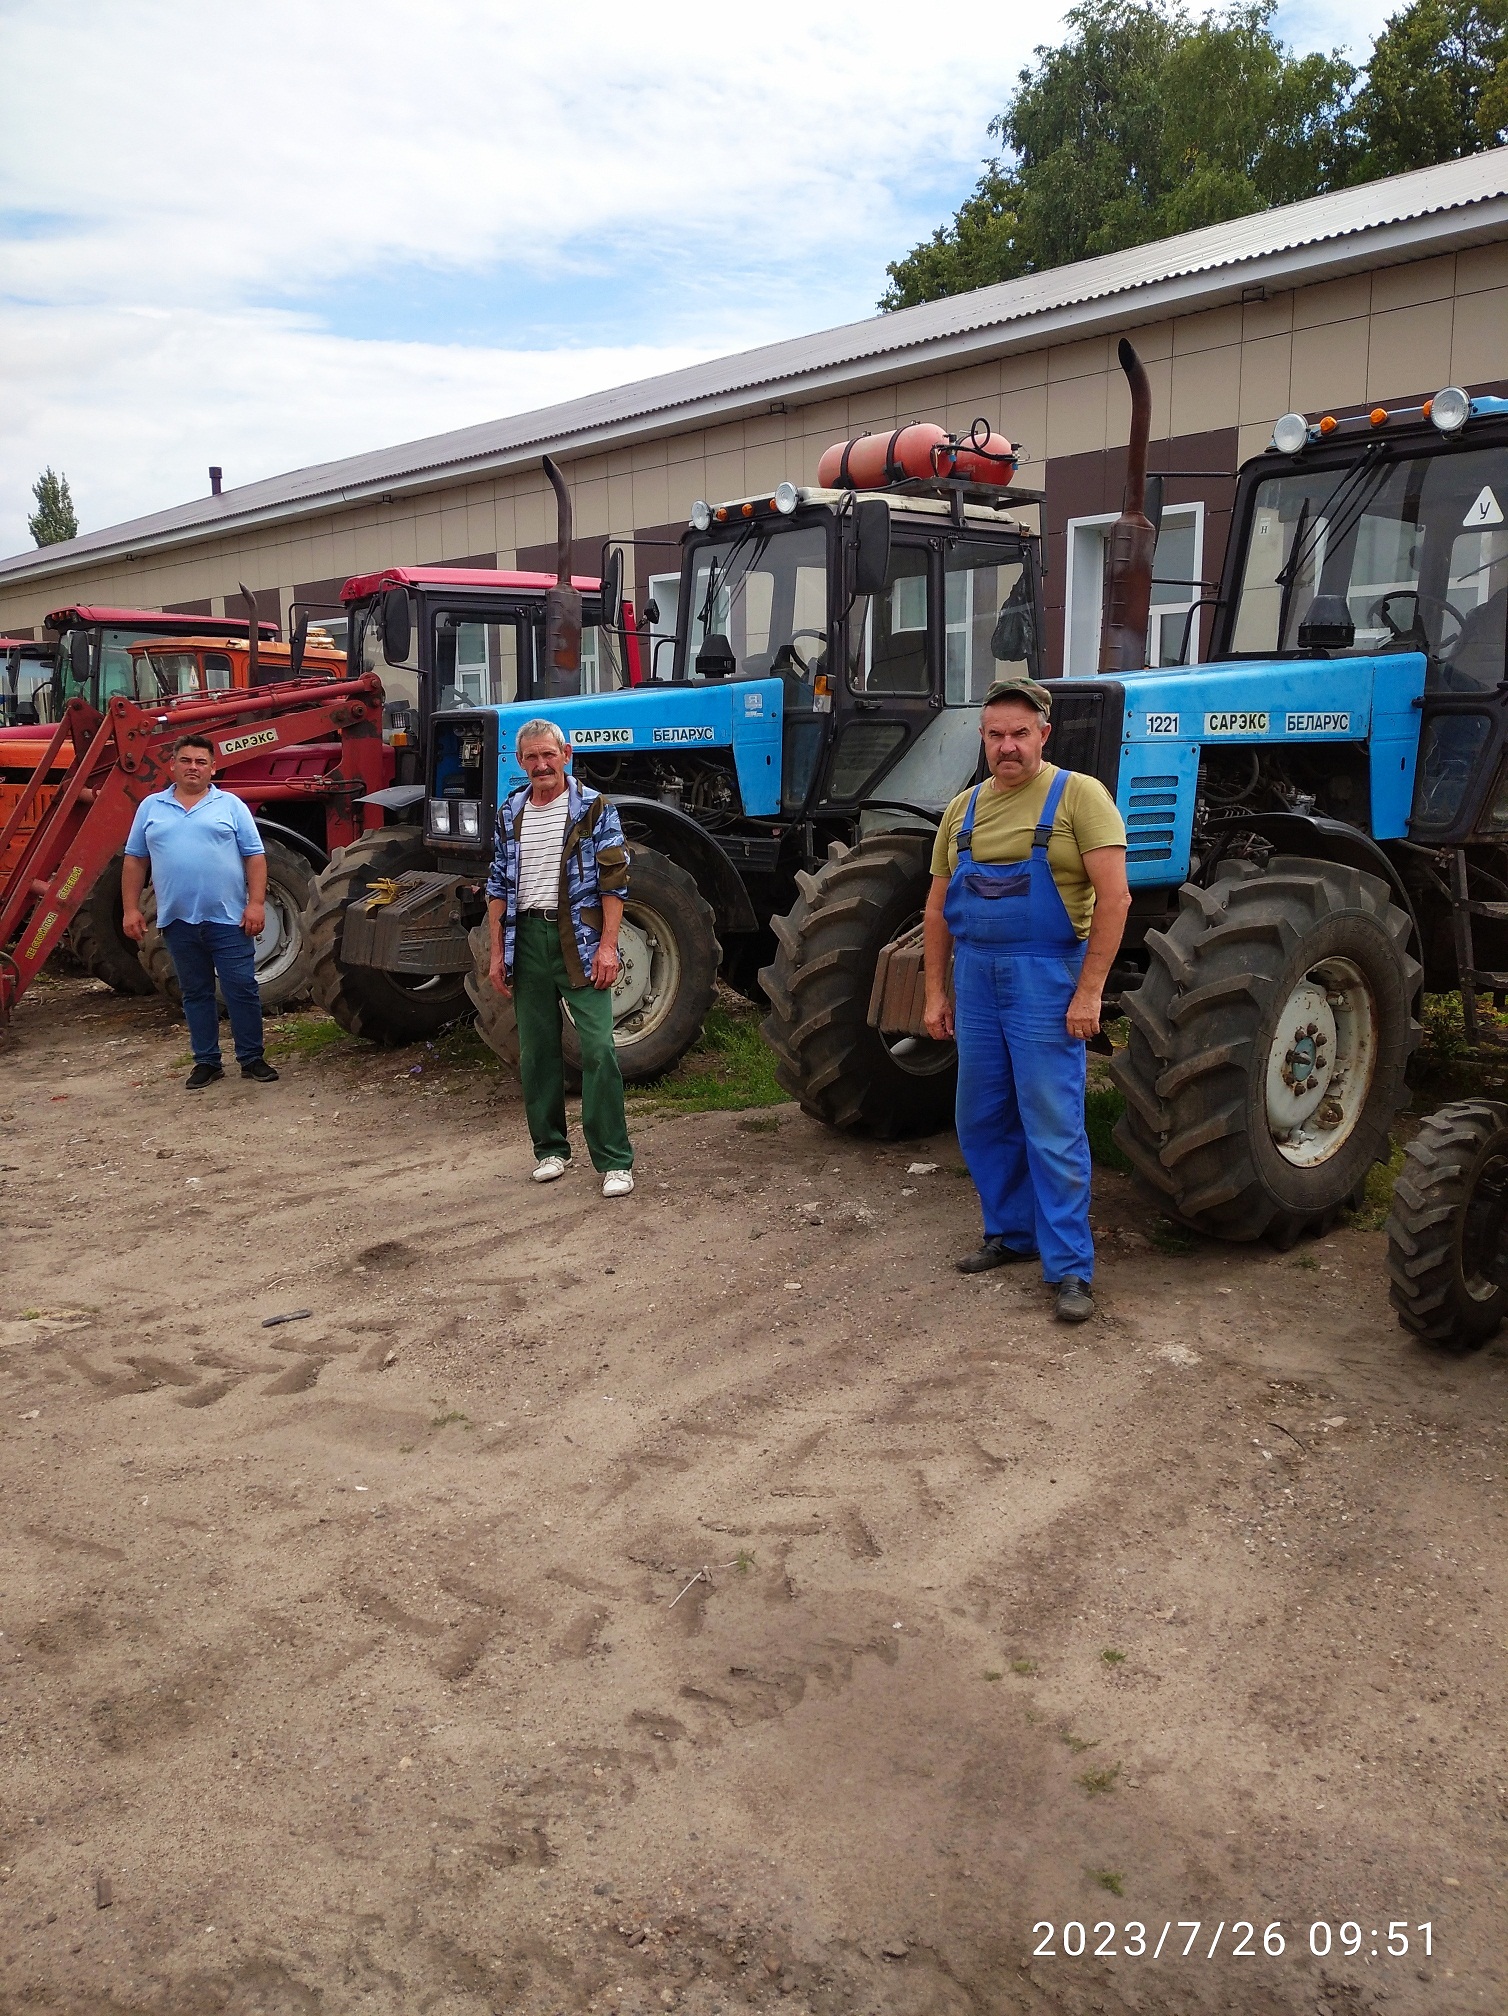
[
  {"xmin": 1063, "ymin": 501, "xmax": 1206, "ymax": 677},
  {"xmin": 647, "ymin": 570, "xmax": 681, "ymax": 681}
]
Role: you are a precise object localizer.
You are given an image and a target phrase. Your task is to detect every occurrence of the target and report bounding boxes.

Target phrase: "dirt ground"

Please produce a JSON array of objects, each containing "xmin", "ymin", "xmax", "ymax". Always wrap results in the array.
[{"xmin": 2, "ymin": 974, "xmax": 1506, "ymax": 2016}]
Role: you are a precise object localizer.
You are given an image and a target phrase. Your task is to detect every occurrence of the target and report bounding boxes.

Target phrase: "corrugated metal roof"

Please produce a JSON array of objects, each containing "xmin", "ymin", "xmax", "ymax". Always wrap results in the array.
[{"xmin": 7, "ymin": 148, "xmax": 1508, "ymax": 585}]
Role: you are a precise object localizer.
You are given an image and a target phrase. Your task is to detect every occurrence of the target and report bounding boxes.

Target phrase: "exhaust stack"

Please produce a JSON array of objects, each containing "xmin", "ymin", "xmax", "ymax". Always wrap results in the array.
[
  {"xmin": 1097, "ymin": 339, "xmax": 1157, "ymax": 673},
  {"xmin": 239, "ymin": 583, "xmax": 259, "ymax": 686},
  {"xmin": 541, "ymin": 456, "xmax": 581, "ymax": 696}
]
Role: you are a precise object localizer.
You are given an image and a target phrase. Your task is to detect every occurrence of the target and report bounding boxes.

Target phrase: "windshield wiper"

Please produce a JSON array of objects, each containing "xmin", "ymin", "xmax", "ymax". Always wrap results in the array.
[{"xmin": 698, "ymin": 525, "xmax": 762, "ymax": 630}]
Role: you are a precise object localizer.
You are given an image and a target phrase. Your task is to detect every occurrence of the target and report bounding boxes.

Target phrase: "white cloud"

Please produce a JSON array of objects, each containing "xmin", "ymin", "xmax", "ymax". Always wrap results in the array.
[{"xmin": 1, "ymin": 0, "xmax": 1399, "ymax": 556}]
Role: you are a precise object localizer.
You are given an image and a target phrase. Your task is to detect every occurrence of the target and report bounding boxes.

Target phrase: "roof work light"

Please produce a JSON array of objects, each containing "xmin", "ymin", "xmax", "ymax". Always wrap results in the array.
[
  {"xmin": 1429, "ymin": 386, "xmax": 1471, "ymax": 435},
  {"xmin": 774, "ymin": 481, "xmax": 799, "ymax": 515},
  {"xmin": 1271, "ymin": 412, "xmax": 1309, "ymax": 456},
  {"xmin": 689, "ymin": 500, "xmax": 712, "ymax": 531}
]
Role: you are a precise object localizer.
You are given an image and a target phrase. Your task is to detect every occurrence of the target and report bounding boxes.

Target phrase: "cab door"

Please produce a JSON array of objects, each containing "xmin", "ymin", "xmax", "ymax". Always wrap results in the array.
[{"xmin": 820, "ymin": 537, "xmax": 939, "ymax": 809}]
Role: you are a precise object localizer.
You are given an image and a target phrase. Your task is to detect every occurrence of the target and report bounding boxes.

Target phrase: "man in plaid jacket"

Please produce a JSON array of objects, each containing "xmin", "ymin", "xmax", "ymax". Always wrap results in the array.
[{"xmin": 485, "ymin": 718, "xmax": 636, "ymax": 1196}]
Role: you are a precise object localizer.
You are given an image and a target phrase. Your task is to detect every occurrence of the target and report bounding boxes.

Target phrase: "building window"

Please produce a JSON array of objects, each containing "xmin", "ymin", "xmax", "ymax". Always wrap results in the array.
[
  {"xmin": 646, "ymin": 572, "xmax": 680, "ymax": 681},
  {"xmin": 1063, "ymin": 503, "xmax": 1205, "ymax": 677}
]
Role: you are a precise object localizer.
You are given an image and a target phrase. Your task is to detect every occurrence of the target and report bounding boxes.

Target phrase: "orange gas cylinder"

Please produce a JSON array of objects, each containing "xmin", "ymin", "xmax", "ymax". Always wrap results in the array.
[{"xmin": 817, "ymin": 421, "xmax": 1015, "ymax": 490}]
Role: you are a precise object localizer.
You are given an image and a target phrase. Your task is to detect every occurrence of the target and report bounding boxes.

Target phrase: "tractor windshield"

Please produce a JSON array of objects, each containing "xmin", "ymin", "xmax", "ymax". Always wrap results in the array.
[
  {"xmin": 1229, "ymin": 445, "xmax": 1508, "ymax": 691},
  {"xmin": 682, "ymin": 524, "xmax": 829, "ymax": 684}
]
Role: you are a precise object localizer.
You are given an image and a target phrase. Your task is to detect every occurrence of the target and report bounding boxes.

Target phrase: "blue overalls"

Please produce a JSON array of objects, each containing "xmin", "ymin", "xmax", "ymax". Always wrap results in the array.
[{"xmin": 944, "ymin": 767, "xmax": 1095, "ymax": 1283}]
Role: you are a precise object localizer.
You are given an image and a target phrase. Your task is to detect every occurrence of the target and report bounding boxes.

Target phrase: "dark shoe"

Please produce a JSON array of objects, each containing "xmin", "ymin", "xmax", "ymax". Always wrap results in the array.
[
  {"xmin": 185, "ymin": 1063, "xmax": 224, "ymax": 1091},
  {"xmin": 240, "ymin": 1058, "xmax": 279, "ymax": 1083},
  {"xmin": 956, "ymin": 1237, "xmax": 1038, "ymax": 1275},
  {"xmin": 1055, "ymin": 1275, "xmax": 1096, "ymax": 1322}
]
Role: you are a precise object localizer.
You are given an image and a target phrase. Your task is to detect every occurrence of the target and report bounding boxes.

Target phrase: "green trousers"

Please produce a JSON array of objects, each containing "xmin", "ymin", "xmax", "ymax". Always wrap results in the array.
[{"xmin": 512, "ymin": 912, "xmax": 633, "ymax": 1172}]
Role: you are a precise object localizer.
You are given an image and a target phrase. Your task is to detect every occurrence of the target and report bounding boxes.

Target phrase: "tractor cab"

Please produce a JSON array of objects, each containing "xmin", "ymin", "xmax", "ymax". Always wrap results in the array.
[
  {"xmin": 1, "ymin": 639, "xmax": 55, "ymax": 726},
  {"xmin": 38, "ymin": 606, "xmax": 280, "ymax": 723},
  {"xmin": 341, "ymin": 565, "xmax": 634, "ymax": 783},
  {"xmin": 123, "ymin": 632, "xmax": 347, "ymax": 705}
]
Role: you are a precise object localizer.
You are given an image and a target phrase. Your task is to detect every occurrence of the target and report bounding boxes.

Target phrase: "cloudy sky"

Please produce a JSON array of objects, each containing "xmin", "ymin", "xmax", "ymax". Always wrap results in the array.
[{"xmin": 1, "ymin": 0, "xmax": 1398, "ymax": 557}]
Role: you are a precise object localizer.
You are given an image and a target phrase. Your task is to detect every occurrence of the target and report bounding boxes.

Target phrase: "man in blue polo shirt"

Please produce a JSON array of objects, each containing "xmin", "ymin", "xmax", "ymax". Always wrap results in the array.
[{"xmin": 121, "ymin": 732, "xmax": 279, "ymax": 1091}]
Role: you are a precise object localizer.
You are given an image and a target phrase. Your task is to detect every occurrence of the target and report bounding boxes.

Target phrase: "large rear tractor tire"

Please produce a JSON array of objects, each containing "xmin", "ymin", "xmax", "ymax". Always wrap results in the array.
[
  {"xmin": 66, "ymin": 855, "xmax": 156, "ymax": 997},
  {"xmin": 1112, "ymin": 856, "xmax": 1419, "ymax": 1243},
  {"xmin": 136, "ymin": 837, "xmax": 315, "ymax": 1012},
  {"xmin": 759, "ymin": 831, "xmax": 955, "ymax": 1136},
  {"xmin": 1387, "ymin": 1100, "xmax": 1508, "ymax": 1349},
  {"xmin": 305, "ymin": 827, "xmax": 470, "ymax": 1044},
  {"xmin": 465, "ymin": 846, "xmax": 720, "ymax": 1084}
]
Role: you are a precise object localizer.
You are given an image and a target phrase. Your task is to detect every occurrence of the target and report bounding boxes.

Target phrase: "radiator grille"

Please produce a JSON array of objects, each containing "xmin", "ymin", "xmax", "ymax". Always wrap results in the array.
[{"xmin": 1125, "ymin": 772, "xmax": 1178, "ymax": 862}]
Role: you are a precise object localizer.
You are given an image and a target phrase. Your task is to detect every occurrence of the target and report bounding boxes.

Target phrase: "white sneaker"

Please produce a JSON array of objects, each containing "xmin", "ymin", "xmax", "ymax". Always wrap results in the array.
[
  {"xmin": 601, "ymin": 1168, "xmax": 635, "ymax": 1198},
  {"xmin": 532, "ymin": 1155, "xmax": 569, "ymax": 1183}
]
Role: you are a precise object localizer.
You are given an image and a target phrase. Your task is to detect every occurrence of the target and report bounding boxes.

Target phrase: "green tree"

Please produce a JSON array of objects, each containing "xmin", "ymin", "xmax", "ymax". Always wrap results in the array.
[
  {"xmin": 28, "ymin": 467, "xmax": 78, "ymax": 546},
  {"xmin": 881, "ymin": 0, "xmax": 1357, "ymax": 308},
  {"xmin": 1353, "ymin": 0, "xmax": 1508, "ymax": 177}
]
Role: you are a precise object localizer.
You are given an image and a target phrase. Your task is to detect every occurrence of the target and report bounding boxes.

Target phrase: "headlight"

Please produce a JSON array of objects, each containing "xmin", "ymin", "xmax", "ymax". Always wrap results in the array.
[
  {"xmin": 1429, "ymin": 385, "xmax": 1470, "ymax": 435},
  {"xmin": 428, "ymin": 797, "xmax": 452, "ymax": 834},
  {"xmin": 1271, "ymin": 412, "xmax": 1309, "ymax": 456},
  {"xmin": 689, "ymin": 499, "xmax": 711, "ymax": 531},
  {"xmin": 774, "ymin": 481, "xmax": 799, "ymax": 515},
  {"xmin": 458, "ymin": 801, "xmax": 480, "ymax": 839}
]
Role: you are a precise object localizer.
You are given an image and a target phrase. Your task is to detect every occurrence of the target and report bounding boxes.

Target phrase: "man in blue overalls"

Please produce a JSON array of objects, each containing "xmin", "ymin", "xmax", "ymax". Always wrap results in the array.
[{"xmin": 923, "ymin": 679, "xmax": 1131, "ymax": 1322}]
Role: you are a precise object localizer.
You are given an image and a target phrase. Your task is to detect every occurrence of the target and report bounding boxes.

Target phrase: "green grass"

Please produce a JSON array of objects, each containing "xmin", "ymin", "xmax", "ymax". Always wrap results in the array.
[
  {"xmin": 1078, "ymin": 1763, "xmax": 1121, "ymax": 1796},
  {"xmin": 983, "ymin": 1669, "xmax": 1004, "ymax": 1682},
  {"xmin": 1061, "ymin": 1732, "xmax": 1100, "ymax": 1754},
  {"xmin": 432, "ymin": 1021, "xmax": 504, "ymax": 1071},
  {"xmin": 1344, "ymin": 1134, "xmax": 1406, "ymax": 1232},
  {"xmin": 265, "ymin": 1012, "xmax": 351, "ymax": 1061},
  {"xmin": 628, "ymin": 1002, "xmax": 787, "ymax": 1116},
  {"xmin": 1148, "ymin": 1215, "xmax": 1197, "ymax": 1256},
  {"xmin": 430, "ymin": 1409, "xmax": 470, "ymax": 1429},
  {"xmin": 1100, "ymin": 1648, "xmax": 1126, "ymax": 1666},
  {"xmin": 1085, "ymin": 1086, "xmax": 1131, "ymax": 1172},
  {"xmin": 1010, "ymin": 1658, "xmax": 1038, "ymax": 1677},
  {"xmin": 1089, "ymin": 1869, "xmax": 1125, "ymax": 1897}
]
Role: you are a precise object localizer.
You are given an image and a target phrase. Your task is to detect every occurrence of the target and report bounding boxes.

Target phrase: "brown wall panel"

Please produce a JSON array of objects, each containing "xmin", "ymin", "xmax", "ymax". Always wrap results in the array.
[{"xmin": 163, "ymin": 597, "xmax": 213, "ymax": 616}]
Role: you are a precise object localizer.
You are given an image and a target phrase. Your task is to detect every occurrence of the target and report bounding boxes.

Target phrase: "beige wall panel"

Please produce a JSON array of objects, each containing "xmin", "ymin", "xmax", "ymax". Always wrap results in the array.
[
  {"xmin": 1293, "ymin": 273, "xmax": 1371, "ymax": 329},
  {"xmin": 572, "ymin": 478, "xmax": 609, "ymax": 537},
  {"xmin": 999, "ymin": 349, "xmax": 1050, "ymax": 393},
  {"xmin": 630, "ymin": 464, "xmax": 671, "ymax": 530},
  {"xmin": 1449, "ymin": 283, "xmax": 1508, "ymax": 385},
  {"xmin": 1046, "ymin": 370, "xmax": 1110, "ymax": 458},
  {"xmin": 703, "ymin": 420, "xmax": 746, "ymax": 461},
  {"xmin": 1139, "ymin": 355, "xmax": 1173, "ymax": 443},
  {"xmin": 1120, "ymin": 318, "xmax": 1173, "ymax": 361},
  {"xmin": 999, "ymin": 381, "xmax": 1048, "ymax": 454},
  {"xmin": 387, "ymin": 517, "xmax": 419, "ymax": 568},
  {"xmin": 1456, "ymin": 241, "xmax": 1508, "ymax": 296},
  {"xmin": 1367, "ymin": 299, "xmax": 1455, "ymax": 401},
  {"xmin": 741, "ymin": 411, "xmax": 788, "ymax": 448},
  {"xmin": 1170, "ymin": 344, "xmax": 1240, "ymax": 435},
  {"xmin": 945, "ymin": 360, "xmax": 1003, "ymax": 407},
  {"xmin": 1239, "ymin": 331, "xmax": 1293, "ymax": 424},
  {"xmin": 350, "ymin": 523, "xmax": 387, "ymax": 572},
  {"xmin": 796, "ymin": 396, "xmax": 848, "ymax": 435},
  {"xmin": 1371, "ymin": 254, "xmax": 1456, "ymax": 312},
  {"xmin": 465, "ymin": 501, "xmax": 497, "ymax": 557},
  {"xmin": 846, "ymin": 385, "xmax": 900, "ymax": 428},
  {"xmin": 438, "ymin": 504, "xmax": 469, "ymax": 559},
  {"xmin": 1289, "ymin": 315, "xmax": 1370, "ymax": 410},
  {"xmin": 330, "ymin": 526, "xmax": 358, "ymax": 581},
  {"xmin": 605, "ymin": 446, "xmax": 636, "ymax": 480},
  {"xmin": 512, "ymin": 488, "xmax": 551, "ymax": 548},
  {"xmin": 1172, "ymin": 303, "xmax": 1243, "ymax": 354},
  {"xmin": 1242, "ymin": 291, "xmax": 1294, "ymax": 340},
  {"xmin": 743, "ymin": 441, "xmax": 790, "ymax": 495},
  {"xmin": 1237, "ymin": 418, "xmax": 1274, "ymax": 463},
  {"xmin": 1048, "ymin": 334, "xmax": 1111, "ymax": 382},
  {"xmin": 666, "ymin": 426, "xmax": 709, "ymax": 468},
  {"xmin": 703, "ymin": 450, "xmax": 745, "ymax": 502}
]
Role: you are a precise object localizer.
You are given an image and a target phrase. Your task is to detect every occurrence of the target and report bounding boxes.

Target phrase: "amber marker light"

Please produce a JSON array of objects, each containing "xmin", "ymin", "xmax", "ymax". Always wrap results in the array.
[
  {"xmin": 1319, "ymin": 415, "xmax": 1338, "ymax": 434},
  {"xmin": 742, "ymin": 502, "xmax": 755, "ymax": 517},
  {"xmin": 714, "ymin": 507, "xmax": 729, "ymax": 522},
  {"xmin": 1370, "ymin": 407, "xmax": 1389, "ymax": 427}
]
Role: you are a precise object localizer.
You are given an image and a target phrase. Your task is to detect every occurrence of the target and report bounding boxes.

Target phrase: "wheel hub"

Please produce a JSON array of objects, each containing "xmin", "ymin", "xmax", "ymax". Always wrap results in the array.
[
  {"xmin": 1264, "ymin": 959, "xmax": 1377, "ymax": 1167},
  {"xmin": 610, "ymin": 918, "xmax": 653, "ymax": 1021}
]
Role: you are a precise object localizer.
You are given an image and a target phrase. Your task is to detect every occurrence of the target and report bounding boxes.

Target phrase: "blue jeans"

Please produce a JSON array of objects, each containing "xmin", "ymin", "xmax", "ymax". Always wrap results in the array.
[
  {"xmin": 161, "ymin": 919, "xmax": 264, "ymax": 1068},
  {"xmin": 953, "ymin": 944, "xmax": 1093, "ymax": 1283}
]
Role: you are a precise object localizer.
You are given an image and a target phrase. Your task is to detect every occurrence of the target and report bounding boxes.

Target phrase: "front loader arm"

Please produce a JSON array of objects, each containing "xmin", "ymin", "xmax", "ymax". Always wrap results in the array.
[{"xmin": 0, "ymin": 673, "xmax": 385, "ymax": 1024}]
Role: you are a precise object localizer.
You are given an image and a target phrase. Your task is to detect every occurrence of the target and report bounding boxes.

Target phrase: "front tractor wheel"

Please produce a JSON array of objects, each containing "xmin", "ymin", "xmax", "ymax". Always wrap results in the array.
[
  {"xmin": 137, "ymin": 837, "xmax": 315, "ymax": 1011},
  {"xmin": 466, "ymin": 846, "xmax": 720, "ymax": 1084},
  {"xmin": 304, "ymin": 827, "xmax": 470, "ymax": 1044},
  {"xmin": 1112, "ymin": 856, "xmax": 1420, "ymax": 1243},
  {"xmin": 1387, "ymin": 1101, "xmax": 1508, "ymax": 1349},
  {"xmin": 66, "ymin": 854, "xmax": 156, "ymax": 997},
  {"xmin": 759, "ymin": 831, "xmax": 956, "ymax": 1137}
]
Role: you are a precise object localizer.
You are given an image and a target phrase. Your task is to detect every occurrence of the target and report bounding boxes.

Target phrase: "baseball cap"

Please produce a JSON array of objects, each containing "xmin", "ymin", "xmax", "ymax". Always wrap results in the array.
[{"xmin": 981, "ymin": 676, "xmax": 1053, "ymax": 717}]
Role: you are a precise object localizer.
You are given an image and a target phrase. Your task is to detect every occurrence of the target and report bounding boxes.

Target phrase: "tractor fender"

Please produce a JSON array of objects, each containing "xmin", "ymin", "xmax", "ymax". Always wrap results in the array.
[
  {"xmin": 1208, "ymin": 812, "xmax": 1421, "ymax": 969},
  {"xmin": 611, "ymin": 795, "xmax": 759, "ymax": 935},
  {"xmin": 251, "ymin": 816, "xmax": 328, "ymax": 871}
]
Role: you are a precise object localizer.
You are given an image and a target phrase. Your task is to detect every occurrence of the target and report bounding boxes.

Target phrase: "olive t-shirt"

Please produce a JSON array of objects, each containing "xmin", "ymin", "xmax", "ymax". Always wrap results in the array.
[{"xmin": 929, "ymin": 763, "xmax": 1127, "ymax": 939}]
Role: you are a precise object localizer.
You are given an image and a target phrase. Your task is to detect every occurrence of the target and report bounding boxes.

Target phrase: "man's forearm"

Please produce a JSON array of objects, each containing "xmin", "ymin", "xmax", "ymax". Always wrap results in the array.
[
  {"xmin": 121, "ymin": 856, "xmax": 147, "ymax": 910},
  {"xmin": 487, "ymin": 896, "xmax": 505, "ymax": 951},
  {"xmin": 245, "ymin": 856, "xmax": 267, "ymax": 905},
  {"xmin": 1077, "ymin": 893, "xmax": 1131, "ymax": 997},
  {"xmin": 923, "ymin": 904, "xmax": 952, "ymax": 1005},
  {"xmin": 600, "ymin": 894, "xmax": 623, "ymax": 952}
]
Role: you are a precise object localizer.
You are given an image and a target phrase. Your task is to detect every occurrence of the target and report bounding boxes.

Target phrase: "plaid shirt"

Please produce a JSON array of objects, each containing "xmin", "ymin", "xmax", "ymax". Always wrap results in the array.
[{"xmin": 485, "ymin": 778, "xmax": 630, "ymax": 988}]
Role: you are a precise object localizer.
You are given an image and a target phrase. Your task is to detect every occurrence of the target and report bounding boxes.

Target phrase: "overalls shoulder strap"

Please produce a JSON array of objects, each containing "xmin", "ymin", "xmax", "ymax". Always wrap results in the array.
[
  {"xmin": 954, "ymin": 784, "xmax": 987, "ymax": 858},
  {"xmin": 1031, "ymin": 767, "xmax": 1072, "ymax": 855}
]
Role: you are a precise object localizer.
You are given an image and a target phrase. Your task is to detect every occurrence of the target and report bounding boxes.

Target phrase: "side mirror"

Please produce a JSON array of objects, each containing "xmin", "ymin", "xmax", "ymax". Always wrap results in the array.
[
  {"xmin": 642, "ymin": 597, "xmax": 661, "ymax": 629},
  {"xmin": 696, "ymin": 633, "xmax": 737, "ymax": 679},
  {"xmin": 381, "ymin": 586, "xmax": 412, "ymax": 665},
  {"xmin": 600, "ymin": 545, "xmax": 624, "ymax": 627},
  {"xmin": 851, "ymin": 499, "xmax": 891, "ymax": 598},
  {"xmin": 289, "ymin": 613, "xmax": 309, "ymax": 679},
  {"xmin": 69, "ymin": 629, "xmax": 91, "ymax": 683}
]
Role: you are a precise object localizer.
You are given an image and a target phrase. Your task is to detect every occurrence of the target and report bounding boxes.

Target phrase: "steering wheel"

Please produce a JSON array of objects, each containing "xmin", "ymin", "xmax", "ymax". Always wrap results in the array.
[
  {"xmin": 1368, "ymin": 589, "xmax": 1467, "ymax": 652},
  {"xmin": 770, "ymin": 629, "xmax": 826, "ymax": 678}
]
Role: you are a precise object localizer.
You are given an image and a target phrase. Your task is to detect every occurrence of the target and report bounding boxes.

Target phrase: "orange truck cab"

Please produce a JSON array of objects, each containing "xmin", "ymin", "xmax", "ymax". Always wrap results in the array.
[{"xmin": 1, "ymin": 639, "xmax": 56, "ymax": 726}]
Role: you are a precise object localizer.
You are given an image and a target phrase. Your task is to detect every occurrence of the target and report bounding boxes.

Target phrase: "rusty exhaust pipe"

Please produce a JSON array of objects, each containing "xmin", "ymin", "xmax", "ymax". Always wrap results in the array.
[
  {"xmin": 239, "ymin": 582, "xmax": 259, "ymax": 687},
  {"xmin": 541, "ymin": 456, "xmax": 581, "ymax": 696},
  {"xmin": 1097, "ymin": 340, "xmax": 1156, "ymax": 673}
]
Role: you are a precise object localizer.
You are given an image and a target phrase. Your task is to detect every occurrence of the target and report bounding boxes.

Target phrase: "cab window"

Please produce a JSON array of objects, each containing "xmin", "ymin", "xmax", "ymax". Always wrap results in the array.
[
  {"xmin": 434, "ymin": 616, "xmax": 522, "ymax": 709},
  {"xmin": 943, "ymin": 543, "xmax": 1034, "ymax": 702},
  {"xmin": 848, "ymin": 545, "xmax": 931, "ymax": 695}
]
